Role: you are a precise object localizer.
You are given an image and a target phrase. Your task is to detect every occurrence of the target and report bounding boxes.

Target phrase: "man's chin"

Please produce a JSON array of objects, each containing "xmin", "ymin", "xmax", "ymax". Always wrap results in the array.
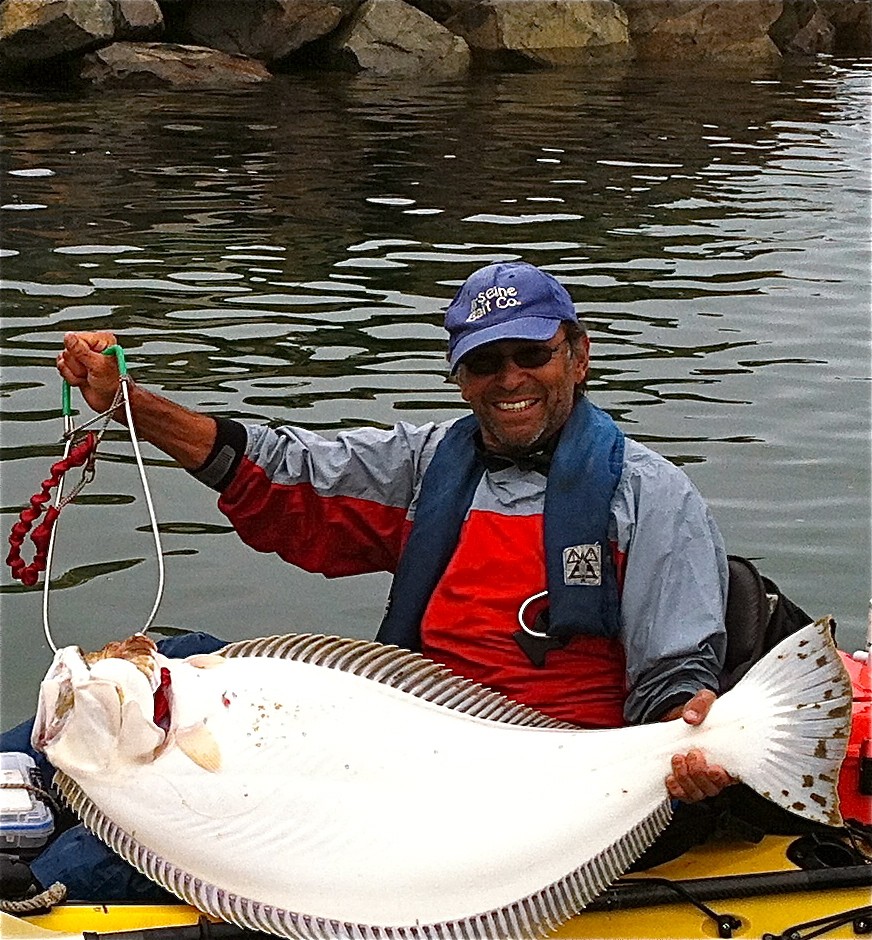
[{"xmin": 483, "ymin": 427, "xmax": 549, "ymax": 458}]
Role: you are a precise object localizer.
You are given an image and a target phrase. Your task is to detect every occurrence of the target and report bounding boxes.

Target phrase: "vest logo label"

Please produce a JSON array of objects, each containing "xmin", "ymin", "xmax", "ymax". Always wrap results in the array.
[{"xmin": 563, "ymin": 543, "xmax": 601, "ymax": 586}]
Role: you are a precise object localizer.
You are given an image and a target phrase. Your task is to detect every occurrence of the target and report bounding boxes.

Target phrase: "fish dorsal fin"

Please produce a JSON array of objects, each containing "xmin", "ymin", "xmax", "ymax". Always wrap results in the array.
[{"xmin": 218, "ymin": 634, "xmax": 572, "ymax": 729}]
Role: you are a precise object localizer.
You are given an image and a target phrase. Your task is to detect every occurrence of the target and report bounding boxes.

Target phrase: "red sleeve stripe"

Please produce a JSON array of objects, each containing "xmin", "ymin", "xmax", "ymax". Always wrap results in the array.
[{"xmin": 217, "ymin": 457, "xmax": 411, "ymax": 577}]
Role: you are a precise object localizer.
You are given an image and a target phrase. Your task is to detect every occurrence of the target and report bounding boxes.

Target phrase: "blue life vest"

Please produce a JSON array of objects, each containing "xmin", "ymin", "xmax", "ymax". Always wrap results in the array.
[{"xmin": 376, "ymin": 397, "xmax": 625, "ymax": 651}]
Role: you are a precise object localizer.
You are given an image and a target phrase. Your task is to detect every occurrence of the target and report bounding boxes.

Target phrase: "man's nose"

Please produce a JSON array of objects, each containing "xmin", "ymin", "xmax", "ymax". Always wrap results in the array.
[{"xmin": 494, "ymin": 357, "xmax": 528, "ymax": 388}]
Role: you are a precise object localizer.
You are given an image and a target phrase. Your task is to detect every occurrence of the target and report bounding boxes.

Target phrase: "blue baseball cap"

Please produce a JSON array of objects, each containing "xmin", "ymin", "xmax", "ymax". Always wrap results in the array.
[{"xmin": 445, "ymin": 262, "xmax": 578, "ymax": 371}]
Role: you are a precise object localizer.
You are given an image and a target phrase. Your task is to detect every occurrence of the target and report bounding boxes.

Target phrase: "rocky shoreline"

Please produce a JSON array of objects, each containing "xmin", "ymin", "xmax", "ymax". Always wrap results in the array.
[{"xmin": 1, "ymin": 0, "xmax": 869, "ymax": 89}]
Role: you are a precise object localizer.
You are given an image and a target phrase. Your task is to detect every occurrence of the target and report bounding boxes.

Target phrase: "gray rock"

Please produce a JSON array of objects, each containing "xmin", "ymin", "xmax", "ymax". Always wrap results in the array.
[
  {"xmin": 615, "ymin": 0, "xmax": 784, "ymax": 65},
  {"xmin": 79, "ymin": 40, "xmax": 272, "ymax": 86},
  {"xmin": 405, "ymin": 0, "xmax": 481, "ymax": 22},
  {"xmin": 0, "ymin": 0, "xmax": 115, "ymax": 67},
  {"xmin": 176, "ymin": 0, "xmax": 360, "ymax": 62},
  {"xmin": 770, "ymin": 0, "xmax": 835, "ymax": 55},
  {"xmin": 112, "ymin": 0, "xmax": 164, "ymax": 41},
  {"xmin": 328, "ymin": 0, "xmax": 470, "ymax": 75},
  {"xmin": 446, "ymin": 0, "xmax": 631, "ymax": 69},
  {"xmin": 817, "ymin": 0, "xmax": 871, "ymax": 52}
]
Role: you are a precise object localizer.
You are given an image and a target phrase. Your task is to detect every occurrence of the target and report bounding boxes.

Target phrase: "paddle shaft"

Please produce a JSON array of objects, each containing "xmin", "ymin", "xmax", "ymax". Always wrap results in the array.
[{"xmin": 585, "ymin": 863, "xmax": 872, "ymax": 911}]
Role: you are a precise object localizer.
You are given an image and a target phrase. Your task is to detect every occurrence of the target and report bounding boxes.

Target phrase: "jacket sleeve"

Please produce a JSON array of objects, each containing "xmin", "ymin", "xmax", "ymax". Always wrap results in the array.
[
  {"xmin": 212, "ymin": 421, "xmax": 446, "ymax": 578},
  {"xmin": 612, "ymin": 442, "xmax": 729, "ymax": 725}
]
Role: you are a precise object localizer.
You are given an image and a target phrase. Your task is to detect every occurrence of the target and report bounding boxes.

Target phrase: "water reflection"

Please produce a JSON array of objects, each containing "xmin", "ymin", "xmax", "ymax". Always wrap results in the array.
[{"xmin": 1, "ymin": 59, "xmax": 869, "ymax": 724}]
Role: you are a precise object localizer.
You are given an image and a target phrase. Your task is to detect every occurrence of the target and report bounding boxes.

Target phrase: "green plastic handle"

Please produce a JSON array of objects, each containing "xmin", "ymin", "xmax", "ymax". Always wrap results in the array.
[{"xmin": 61, "ymin": 344, "xmax": 128, "ymax": 416}]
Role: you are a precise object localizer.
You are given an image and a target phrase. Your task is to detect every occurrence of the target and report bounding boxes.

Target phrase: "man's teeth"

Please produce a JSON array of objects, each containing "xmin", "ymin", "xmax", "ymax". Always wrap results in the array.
[{"xmin": 495, "ymin": 399, "xmax": 536, "ymax": 412}]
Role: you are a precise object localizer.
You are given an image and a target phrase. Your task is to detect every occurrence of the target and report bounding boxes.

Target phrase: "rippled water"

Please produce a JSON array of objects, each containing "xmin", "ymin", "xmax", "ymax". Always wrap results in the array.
[{"xmin": 1, "ymin": 59, "xmax": 869, "ymax": 726}]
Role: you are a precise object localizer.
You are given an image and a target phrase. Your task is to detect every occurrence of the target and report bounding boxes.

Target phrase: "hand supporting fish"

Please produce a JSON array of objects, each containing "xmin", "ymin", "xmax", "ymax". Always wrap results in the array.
[
  {"xmin": 662, "ymin": 689, "xmax": 737, "ymax": 802},
  {"xmin": 32, "ymin": 619, "xmax": 851, "ymax": 940}
]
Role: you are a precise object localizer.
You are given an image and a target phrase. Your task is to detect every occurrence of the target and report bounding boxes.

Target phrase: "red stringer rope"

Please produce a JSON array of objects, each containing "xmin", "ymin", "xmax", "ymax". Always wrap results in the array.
[{"xmin": 7, "ymin": 433, "xmax": 98, "ymax": 587}]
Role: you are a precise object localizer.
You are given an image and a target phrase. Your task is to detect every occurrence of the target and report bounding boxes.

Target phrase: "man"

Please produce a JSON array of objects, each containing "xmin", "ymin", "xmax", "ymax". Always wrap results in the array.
[{"xmin": 6, "ymin": 262, "xmax": 732, "ymax": 900}]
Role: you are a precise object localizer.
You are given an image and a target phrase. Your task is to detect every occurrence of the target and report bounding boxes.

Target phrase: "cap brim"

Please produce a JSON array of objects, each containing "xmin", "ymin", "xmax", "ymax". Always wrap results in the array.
[{"xmin": 449, "ymin": 317, "xmax": 562, "ymax": 372}]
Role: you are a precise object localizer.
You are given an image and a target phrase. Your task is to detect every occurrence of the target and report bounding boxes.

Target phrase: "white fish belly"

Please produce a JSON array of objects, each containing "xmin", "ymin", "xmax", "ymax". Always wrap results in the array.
[{"xmin": 69, "ymin": 655, "xmax": 684, "ymax": 926}]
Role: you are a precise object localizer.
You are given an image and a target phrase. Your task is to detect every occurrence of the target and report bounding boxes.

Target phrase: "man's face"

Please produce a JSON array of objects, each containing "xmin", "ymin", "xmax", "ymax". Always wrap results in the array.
[{"xmin": 455, "ymin": 325, "xmax": 589, "ymax": 456}]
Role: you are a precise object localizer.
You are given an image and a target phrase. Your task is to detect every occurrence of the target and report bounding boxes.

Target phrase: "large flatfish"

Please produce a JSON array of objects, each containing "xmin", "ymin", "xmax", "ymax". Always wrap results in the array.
[{"xmin": 32, "ymin": 617, "xmax": 851, "ymax": 939}]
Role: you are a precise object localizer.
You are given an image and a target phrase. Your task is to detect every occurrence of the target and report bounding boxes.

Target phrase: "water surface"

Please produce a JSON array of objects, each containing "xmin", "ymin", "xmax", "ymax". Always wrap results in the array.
[{"xmin": 2, "ymin": 59, "xmax": 869, "ymax": 727}]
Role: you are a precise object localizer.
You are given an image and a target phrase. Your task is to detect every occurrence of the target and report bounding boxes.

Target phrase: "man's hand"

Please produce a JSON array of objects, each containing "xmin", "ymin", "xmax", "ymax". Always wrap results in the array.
[
  {"xmin": 663, "ymin": 690, "xmax": 737, "ymax": 803},
  {"xmin": 55, "ymin": 331, "xmax": 217, "ymax": 470},
  {"xmin": 57, "ymin": 331, "xmax": 122, "ymax": 415}
]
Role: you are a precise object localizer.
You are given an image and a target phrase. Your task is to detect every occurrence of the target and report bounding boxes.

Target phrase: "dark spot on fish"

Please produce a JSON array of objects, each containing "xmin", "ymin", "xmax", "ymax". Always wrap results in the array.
[
  {"xmin": 799, "ymin": 640, "xmax": 809, "ymax": 647},
  {"xmin": 815, "ymin": 656, "xmax": 828, "ymax": 667},
  {"xmin": 802, "ymin": 775, "xmax": 814, "ymax": 788},
  {"xmin": 797, "ymin": 653, "xmax": 808, "ymax": 660},
  {"xmin": 781, "ymin": 790, "xmax": 789, "ymax": 797},
  {"xmin": 823, "ymin": 689, "xmax": 834, "ymax": 700},
  {"xmin": 792, "ymin": 802, "xmax": 806, "ymax": 811},
  {"xmin": 814, "ymin": 740, "xmax": 828, "ymax": 759},
  {"xmin": 810, "ymin": 793, "xmax": 827, "ymax": 807}
]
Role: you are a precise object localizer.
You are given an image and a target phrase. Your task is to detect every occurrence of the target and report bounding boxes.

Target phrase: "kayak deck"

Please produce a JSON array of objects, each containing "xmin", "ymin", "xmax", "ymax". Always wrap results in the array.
[{"xmin": 9, "ymin": 836, "xmax": 872, "ymax": 940}]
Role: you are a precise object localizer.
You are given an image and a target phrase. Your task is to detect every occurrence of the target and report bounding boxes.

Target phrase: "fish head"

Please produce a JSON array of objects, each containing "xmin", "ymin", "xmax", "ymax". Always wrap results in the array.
[{"xmin": 32, "ymin": 635, "xmax": 167, "ymax": 778}]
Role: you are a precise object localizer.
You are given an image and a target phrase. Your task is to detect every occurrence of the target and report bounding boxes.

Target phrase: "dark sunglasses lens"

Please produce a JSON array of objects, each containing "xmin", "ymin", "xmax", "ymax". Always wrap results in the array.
[
  {"xmin": 513, "ymin": 346, "xmax": 553, "ymax": 369},
  {"xmin": 464, "ymin": 352, "xmax": 503, "ymax": 375},
  {"xmin": 463, "ymin": 344, "xmax": 556, "ymax": 375}
]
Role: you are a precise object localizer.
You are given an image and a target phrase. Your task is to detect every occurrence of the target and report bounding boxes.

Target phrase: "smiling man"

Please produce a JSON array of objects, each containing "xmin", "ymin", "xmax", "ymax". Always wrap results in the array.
[{"xmin": 1, "ymin": 262, "xmax": 734, "ymax": 903}]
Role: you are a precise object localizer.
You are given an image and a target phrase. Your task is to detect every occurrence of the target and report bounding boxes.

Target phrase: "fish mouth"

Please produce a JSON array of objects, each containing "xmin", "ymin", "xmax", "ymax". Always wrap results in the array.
[{"xmin": 32, "ymin": 646, "xmax": 90, "ymax": 752}]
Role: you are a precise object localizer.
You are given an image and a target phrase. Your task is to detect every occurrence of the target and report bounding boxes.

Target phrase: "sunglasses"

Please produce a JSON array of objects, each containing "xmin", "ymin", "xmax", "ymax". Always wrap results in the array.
[{"xmin": 460, "ymin": 338, "xmax": 570, "ymax": 376}]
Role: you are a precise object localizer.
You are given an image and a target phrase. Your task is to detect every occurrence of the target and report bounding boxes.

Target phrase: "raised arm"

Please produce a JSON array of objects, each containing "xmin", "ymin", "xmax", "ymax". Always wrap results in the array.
[{"xmin": 56, "ymin": 332, "xmax": 217, "ymax": 471}]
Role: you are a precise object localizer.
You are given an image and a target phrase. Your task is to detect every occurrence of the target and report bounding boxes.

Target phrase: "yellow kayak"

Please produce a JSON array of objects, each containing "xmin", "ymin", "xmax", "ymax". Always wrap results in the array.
[{"xmin": 4, "ymin": 834, "xmax": 870, "ymax": 939}]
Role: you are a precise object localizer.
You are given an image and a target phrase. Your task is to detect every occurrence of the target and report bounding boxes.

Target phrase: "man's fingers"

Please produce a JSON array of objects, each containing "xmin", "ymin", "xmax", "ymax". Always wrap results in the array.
[
  {"xmin": 667, "ymin": 750, "xmax": 738, "ymax": 802},
  {"xmin": 57, "ymin": 350, "xmax": 87, "ymax": 385},
  {"xmin": 682, "ymin": 689, "xmax": 717, "ymax": 725}
]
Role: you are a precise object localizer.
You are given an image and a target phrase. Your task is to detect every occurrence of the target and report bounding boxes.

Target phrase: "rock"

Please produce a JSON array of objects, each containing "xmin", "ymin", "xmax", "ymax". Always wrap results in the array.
[
  {"xmin": 616, "ymin": 0, "xmax": 784, "ymax": 65},
  {"xmin": 817, "ymin": 0, "xmax": 872, "ymax": 52},
  {"xmin": 405, "ymin": 0, "xmax": 479, "ymax": 22},
  {"xmin": 176, "ymin": 0, "xmax": 360, "ymax": 63},
  {"xmin": 770, "ymin": 0, "xmax": 835, "ymax": 55},
  {"xmin": 327, "ymin": 0, "xmax": 470, "ymax": 75},
  {"xmin": 0, "ymin": 0, "xmax": 115, "ymax": 68},
  {"xmin": 112, "ymin": 0, "xmax": 163, "ymax": 40},
  {"xmin": 79, "ymin": 40, "xmax": 272, "ymax": 86},
  {"xmin": 446, "ymin": 0, "xmax": 631, "ymax": 68}
]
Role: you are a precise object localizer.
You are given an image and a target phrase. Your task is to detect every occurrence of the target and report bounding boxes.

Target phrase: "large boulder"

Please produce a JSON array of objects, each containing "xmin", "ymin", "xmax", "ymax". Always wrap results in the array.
[
  {"xmin": 0, "ymin": 0, "xmax": 115, "ymax": 67},
  {"xmin": 616, "ymin": 0, "xmax": 784, "ymax": 65},
  {"xmin": 327, "ymin": 0, "xmax": 470, "ymax": 75},
  {"xmin": 79, "ymin": 40, "xmax": 272, "ymax": 86},
  {"xmin": 446, "ymin": 0, "xmax": 630, "ymax": 68},
  {"xmin": 817, "ymin": 0, "xmax": 872, "ymax": 52},
  {"xmin": 175, "ymin": 0, "xmax": 360, "ymax": 63},
  {"xmin": 770, "ymin": 0, "xmax": 835, "ymax": 55},
  {"xmin": 0, "ymin": 0, "xmax": 162, "ymax": 72}
]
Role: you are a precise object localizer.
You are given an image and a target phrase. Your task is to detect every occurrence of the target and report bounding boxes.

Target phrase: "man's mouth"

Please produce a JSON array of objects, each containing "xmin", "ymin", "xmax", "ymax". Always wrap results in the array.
[{"xmin": 493, "ymin": 398, "xmax": 538, "ymax": 412}]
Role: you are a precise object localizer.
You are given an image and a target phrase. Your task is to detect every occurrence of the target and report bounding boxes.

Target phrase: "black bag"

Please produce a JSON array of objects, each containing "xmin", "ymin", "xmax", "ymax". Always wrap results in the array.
[{"xmin": 720, "ymin": 554, "xmax": 817, "ymax": 691}]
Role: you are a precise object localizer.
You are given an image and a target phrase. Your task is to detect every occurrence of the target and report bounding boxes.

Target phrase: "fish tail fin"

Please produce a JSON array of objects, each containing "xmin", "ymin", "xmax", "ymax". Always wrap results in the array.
[{"xmin": 706, "ymin": 615, "xmax": 851, "ymax": 827}]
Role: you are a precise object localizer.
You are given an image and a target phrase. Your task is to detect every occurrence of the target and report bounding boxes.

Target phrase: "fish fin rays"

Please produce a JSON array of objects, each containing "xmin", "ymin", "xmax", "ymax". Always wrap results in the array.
[
  {"xmin": 219, "ymin": 634, "xmax": 572, "ymax": 729},
  {"xmin": 705, "ymin": 616, "xmax": 850, "ymax": 828},
  {"xmin": 175, "ymin": 722, "xmax": 222, "ymax": 772},
  {"xmin": 54, "ymin": 768, "xmax": 673, "ymax": 940}
]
